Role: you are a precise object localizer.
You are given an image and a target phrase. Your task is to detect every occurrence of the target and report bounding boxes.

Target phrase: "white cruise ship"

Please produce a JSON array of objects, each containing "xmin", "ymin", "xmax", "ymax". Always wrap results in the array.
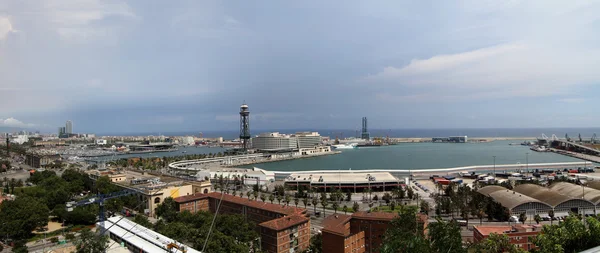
[{"xmin": 331, "ymin": 143, "xmax": 358, "ymax": 149}]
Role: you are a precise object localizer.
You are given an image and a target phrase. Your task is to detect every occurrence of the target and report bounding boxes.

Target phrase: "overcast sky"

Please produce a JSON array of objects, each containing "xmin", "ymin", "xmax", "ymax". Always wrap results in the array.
[{"xmin": 1, "ymin": 0, "xmax": 600, "ymax": 133}]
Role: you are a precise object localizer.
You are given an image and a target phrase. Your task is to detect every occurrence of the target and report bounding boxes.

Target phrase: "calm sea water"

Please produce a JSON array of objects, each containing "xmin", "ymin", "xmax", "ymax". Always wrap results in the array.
[{"xmin": 242, "ymin": 140, "xmax": 585, "ymax": 171}]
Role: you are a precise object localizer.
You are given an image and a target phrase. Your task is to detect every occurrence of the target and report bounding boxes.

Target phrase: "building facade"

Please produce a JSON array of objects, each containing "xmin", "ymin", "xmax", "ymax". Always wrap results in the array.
[
  {"xmin": 294, "ymin": 132, "xmax": 322, "ymax": 148},
  {"xmin": 66, "ymin": 120, "xmax": 73, "ymax": 134},
  {"xmin": 252, "ymin": 132, "xmax": 298, "ymax": 150},
  {"xmin": 174, "ymin": 192, "xmax": 310, "ymax": 253},
  {"xmin": 473, "ymin": 225, "xmax": 542, "ymax": 251},
  {"xmin": 322, "ymin": 211, "xmax": 428, "ymax": 253}
]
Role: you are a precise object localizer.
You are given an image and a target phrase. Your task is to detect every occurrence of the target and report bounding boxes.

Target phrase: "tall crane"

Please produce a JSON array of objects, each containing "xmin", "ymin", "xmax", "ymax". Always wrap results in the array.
[{"xmin": 66, "ymin": 190, "xmax": 138, "ymax": 234}]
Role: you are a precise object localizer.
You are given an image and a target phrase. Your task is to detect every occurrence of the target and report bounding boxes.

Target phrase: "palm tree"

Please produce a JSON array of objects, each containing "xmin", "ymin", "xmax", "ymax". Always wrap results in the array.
[
  {"xmin": 294, "ymin": 197, "xmax": 299, "ymax": 207},
  {"xmin": 312, "ymin": 197, "xmax": 318, "ymax": 214},
  {"xmin": 519, "ymin": 213, "xmax": 527, "ymax": 224},
  {"xmin": 534, "ymin": 214, "xmax": 541, "ymax": 224},
  {"xmin": 269, "ymin": 194, "xmax": 275, "ymax": 204},
  {"xmin": 260, "ymin": 194, "xmax": 266, "ymax": 202},
  {"xmin": 342, "ymin": 205, "xmax": 348, "ymax": 214},
  {"xmin": 332, "ymin": 202, "xmax": 339, "ymax": 214},
  {"xmin": 549, "ymin": 210, "xmax": 555, "ymax": 225},
  {"xmin": 321, "ymin": 199, "xmax": 329, "ymax": 217}
]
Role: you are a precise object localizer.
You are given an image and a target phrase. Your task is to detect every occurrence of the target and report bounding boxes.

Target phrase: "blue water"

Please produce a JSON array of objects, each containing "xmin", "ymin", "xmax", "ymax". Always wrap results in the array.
[
  {"xmin": 242, "ymin": 140, "xmax": 586, "ymax": 171},
  {"xmin": 98, "ymin": 128, "xmax": 600, "ymax": 140}
]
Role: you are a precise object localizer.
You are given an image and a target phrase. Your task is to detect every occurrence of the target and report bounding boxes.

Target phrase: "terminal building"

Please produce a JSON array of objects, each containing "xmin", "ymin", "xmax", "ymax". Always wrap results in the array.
[
  {"xmin": 252, "ymin": 132, "xmax": 323, "ymax": 151},
  {"xmin": 284, "ymin": 171, "xmax": 403, "ymax": 192},
  {"xmin": 174, "ymin": 192, "xmax": 310, "ymax": 253}
]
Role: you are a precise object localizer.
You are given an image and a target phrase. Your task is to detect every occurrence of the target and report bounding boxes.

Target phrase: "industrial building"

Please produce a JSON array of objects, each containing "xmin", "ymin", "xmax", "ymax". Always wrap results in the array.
[
  {"xmin": 25, "ymin": 154, "xmax": 60, "ymax": 168},
  {"xmin": 99, "ymin": 215, "xmax": 201, "ymax": 253},
  {"xmin": 322, "ymin": 211, "xmax": 428, "ymax": 253},
  {"xmin": 478, "ymin": 182, "xmax": 599, "ymax": 218},
  {"xmin": 284, "ymin": 171, "xmax": 403, "ymax": 192},
  {"xmin": 174, "ymin": 192, "xmax": 310, "ymax": 253}
]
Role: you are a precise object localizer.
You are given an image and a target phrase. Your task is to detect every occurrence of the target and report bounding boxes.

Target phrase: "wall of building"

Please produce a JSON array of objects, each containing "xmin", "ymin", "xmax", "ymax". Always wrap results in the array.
[
  {"xmin": 261, "ymin": 221, "xmax": 310, "ymax": 253},
  {"xmin": 350, "ymin": 219, "xmax": 390, "ymax": 253},
  {"xmin": 147, "ymin": 185, "xmax": 193, "ymax": 217},
  {"xmin": 252, "ymin": 133, "xmax": 298, "ymax": 150}
]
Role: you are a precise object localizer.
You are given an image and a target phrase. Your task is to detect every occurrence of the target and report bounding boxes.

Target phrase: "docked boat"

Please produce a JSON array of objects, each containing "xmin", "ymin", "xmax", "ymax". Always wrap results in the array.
[{"xmin": 331, "ymin": 143, "xmax": 358, "ymax": 149}]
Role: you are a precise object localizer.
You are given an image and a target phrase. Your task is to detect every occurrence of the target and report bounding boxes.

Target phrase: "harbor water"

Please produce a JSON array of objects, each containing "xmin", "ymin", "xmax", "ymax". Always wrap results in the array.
[{"xmin": 243, "ymin": 140, "xmax": 585, "ymax": 171}]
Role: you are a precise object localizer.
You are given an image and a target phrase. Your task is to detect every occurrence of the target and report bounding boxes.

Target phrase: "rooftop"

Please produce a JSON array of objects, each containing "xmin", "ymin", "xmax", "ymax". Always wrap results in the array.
[
  {"xmin": 477, "ymin": 186, "xmax": 552, "ymax": 210},
  {"xmin": 321, "ymin": 214, "xmax": 352, "ymax": 236},
  {"xmin": 174, "ymin": 192, "xmax": 306, "ymax": 216},
  {"xmin": 474, "ymin": 226, "xmax": 512, "ymax": 236},
  {"xmin": 352, "ymin": 211, "xmax": 398, "ymax": 221},
  {"xmin": 286, "ymin": 171, "xmax": 399, "ymax": 184},
  {"xmin": 258, "ymin": 214, "xmax": 309, "ymax": 231}
]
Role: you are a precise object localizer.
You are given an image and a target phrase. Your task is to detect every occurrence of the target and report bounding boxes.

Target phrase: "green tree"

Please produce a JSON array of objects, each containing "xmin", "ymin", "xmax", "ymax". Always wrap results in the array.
[
  {"xmin": 246, "ymin": 191, "xmax": 251, "ymax": 199},
  {"xmin": 155, "ymin": 197, "xmax": 178, "ymax": 222},
  {"xmin": 312, "ymin": 197, "xmax": 318, "ymax": 214},
  {"xmin": 260, "ymin": 194, "xmax": 266, "ymax": 202},
  {"xmin": 380, "ymin": 206, "xmax": 430, "ymax": 253},
  {"xmin": 133, "ymin": 214, "xmax": 153, "ymax": 228},
  {"xmin": 269, "ymin": 194, "xmax": 275, "ymax": 204},
  {"xmin": 548, "ymin": 210, "xmax": 555, "ymax": 225},
  {"xmin": 519, "ymin": 212, "xmax": 527, "ymax": 224},
  {"xmin": 320, "ymin": 198, "xmax": 328, "ymax": 217},
  {"xmin": 352, "ymin": 201, "xmax": 360, "ymax": 213},
  {"xmin": 428, "ymin": 218, "xmax": 465, "ymax": 253},
  {"xmin": 253, "ymin": 190, "xmax": 259, "ymax": 201},
  {"xmin": 308, "ymin": 233, "xmax": 322, "ymax": 253},
  {"xmin": 284, "ymin": 194, "xmax": 291, "ymax": 206},
  {"xmin": 276, "ymin": 194, "xmax": 283, "ymax": 205},
  {"xmin": 534, "ymin": 214, "xmax": 542, "ymax": 224},
  {"xmin": 475, "ymin": 233, "xmax": 524, "ymax": 253},
  {"xmin": 0, "ymin": 196, "xmax": 49, "ymax": 239},
  {"xmin": 332, "ymin": 201, "xmax": 339, "ymax": 213},
  {"xmin": 420, "ymin": 200, "xmax": 430, "ymax": 214},
  {"xmin": 343, "ymin": 205, "xmax": 348, "ymax": 214},
  {"xmin": 74, "ymin": 228, "xmax": 109, "ymax": 253},
  {"xmin": 294, "ymin": 196, "xmax": 299, "ymax": 207},
  {"xmin": 302, "ymin": 197, "xmax": 308, "ymax": 209}
]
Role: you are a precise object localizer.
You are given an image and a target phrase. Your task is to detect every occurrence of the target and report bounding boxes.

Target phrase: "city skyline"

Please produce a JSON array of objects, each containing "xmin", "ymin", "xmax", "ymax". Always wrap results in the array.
[{"xmin": 1, "ymin": 1, "xmax": 600, "ymax": 133}]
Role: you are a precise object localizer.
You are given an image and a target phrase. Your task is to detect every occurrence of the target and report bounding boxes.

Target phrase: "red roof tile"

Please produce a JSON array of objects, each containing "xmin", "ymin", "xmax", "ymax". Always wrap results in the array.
[
  {"xmin": 259, "ymin": 214, "xmax": 309, "ymax": 231},
  {"xmin": 474, "ymin": 226, "xmax": 512, "ymax": 236},
  {"xmin": 174, "ymin": 192, "xmax": 306, "ymax": 216},
  {"xmin": 352, "ymin": 211, "xmax": 398, "ymax": 221},
  {"xmin": 321, "ymin": 214, "xmax": 352, "ymax": 236}
]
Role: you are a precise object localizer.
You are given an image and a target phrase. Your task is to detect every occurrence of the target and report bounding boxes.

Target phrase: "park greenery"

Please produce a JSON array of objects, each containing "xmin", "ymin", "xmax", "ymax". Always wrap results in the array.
[
  {"xmin": 0, "ymin": 169, "xmax": 139, "ymax": 245},
  {"xmin": 154, "ymin": 197, "xmax": 260, "ymax": 253},
  {"xmin": 106, "ymin": 152, "xmax": 226, "ymax": 171}
]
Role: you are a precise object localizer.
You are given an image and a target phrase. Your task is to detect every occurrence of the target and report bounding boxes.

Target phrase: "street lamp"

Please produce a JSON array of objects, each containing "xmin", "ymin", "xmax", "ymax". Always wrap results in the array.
[
  {"xmin": 493, "ymin": 156, "xmax": 496, "ymax": 177},
  {"xmin": 526, "ymin": 152, "xmax": 529, "ymax": 175}
]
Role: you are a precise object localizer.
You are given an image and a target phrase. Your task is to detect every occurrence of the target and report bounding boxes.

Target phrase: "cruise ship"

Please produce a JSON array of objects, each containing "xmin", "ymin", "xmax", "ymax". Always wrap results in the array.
[{"xmin": 331, "ymin": 143, "xmax": 358, "ymax": 149}]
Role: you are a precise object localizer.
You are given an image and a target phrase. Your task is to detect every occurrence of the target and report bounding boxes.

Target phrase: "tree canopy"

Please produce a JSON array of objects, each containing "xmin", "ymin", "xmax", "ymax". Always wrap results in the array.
[{"xmin": 0, "ymin": 196, "xmax": 49, "ymax": 239}]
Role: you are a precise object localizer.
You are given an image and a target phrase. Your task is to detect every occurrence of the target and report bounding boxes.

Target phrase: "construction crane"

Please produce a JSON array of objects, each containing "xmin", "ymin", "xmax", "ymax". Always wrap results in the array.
[{"xmin": 66, "ymin": 190, "xmax": 138, "ymax": 234}]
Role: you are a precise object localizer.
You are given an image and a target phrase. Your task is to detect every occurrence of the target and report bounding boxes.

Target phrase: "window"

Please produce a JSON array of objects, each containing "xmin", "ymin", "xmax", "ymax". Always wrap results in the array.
[{"xmin": 154, "ymin": 197, "xmax": 160, "ymax": 204}]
